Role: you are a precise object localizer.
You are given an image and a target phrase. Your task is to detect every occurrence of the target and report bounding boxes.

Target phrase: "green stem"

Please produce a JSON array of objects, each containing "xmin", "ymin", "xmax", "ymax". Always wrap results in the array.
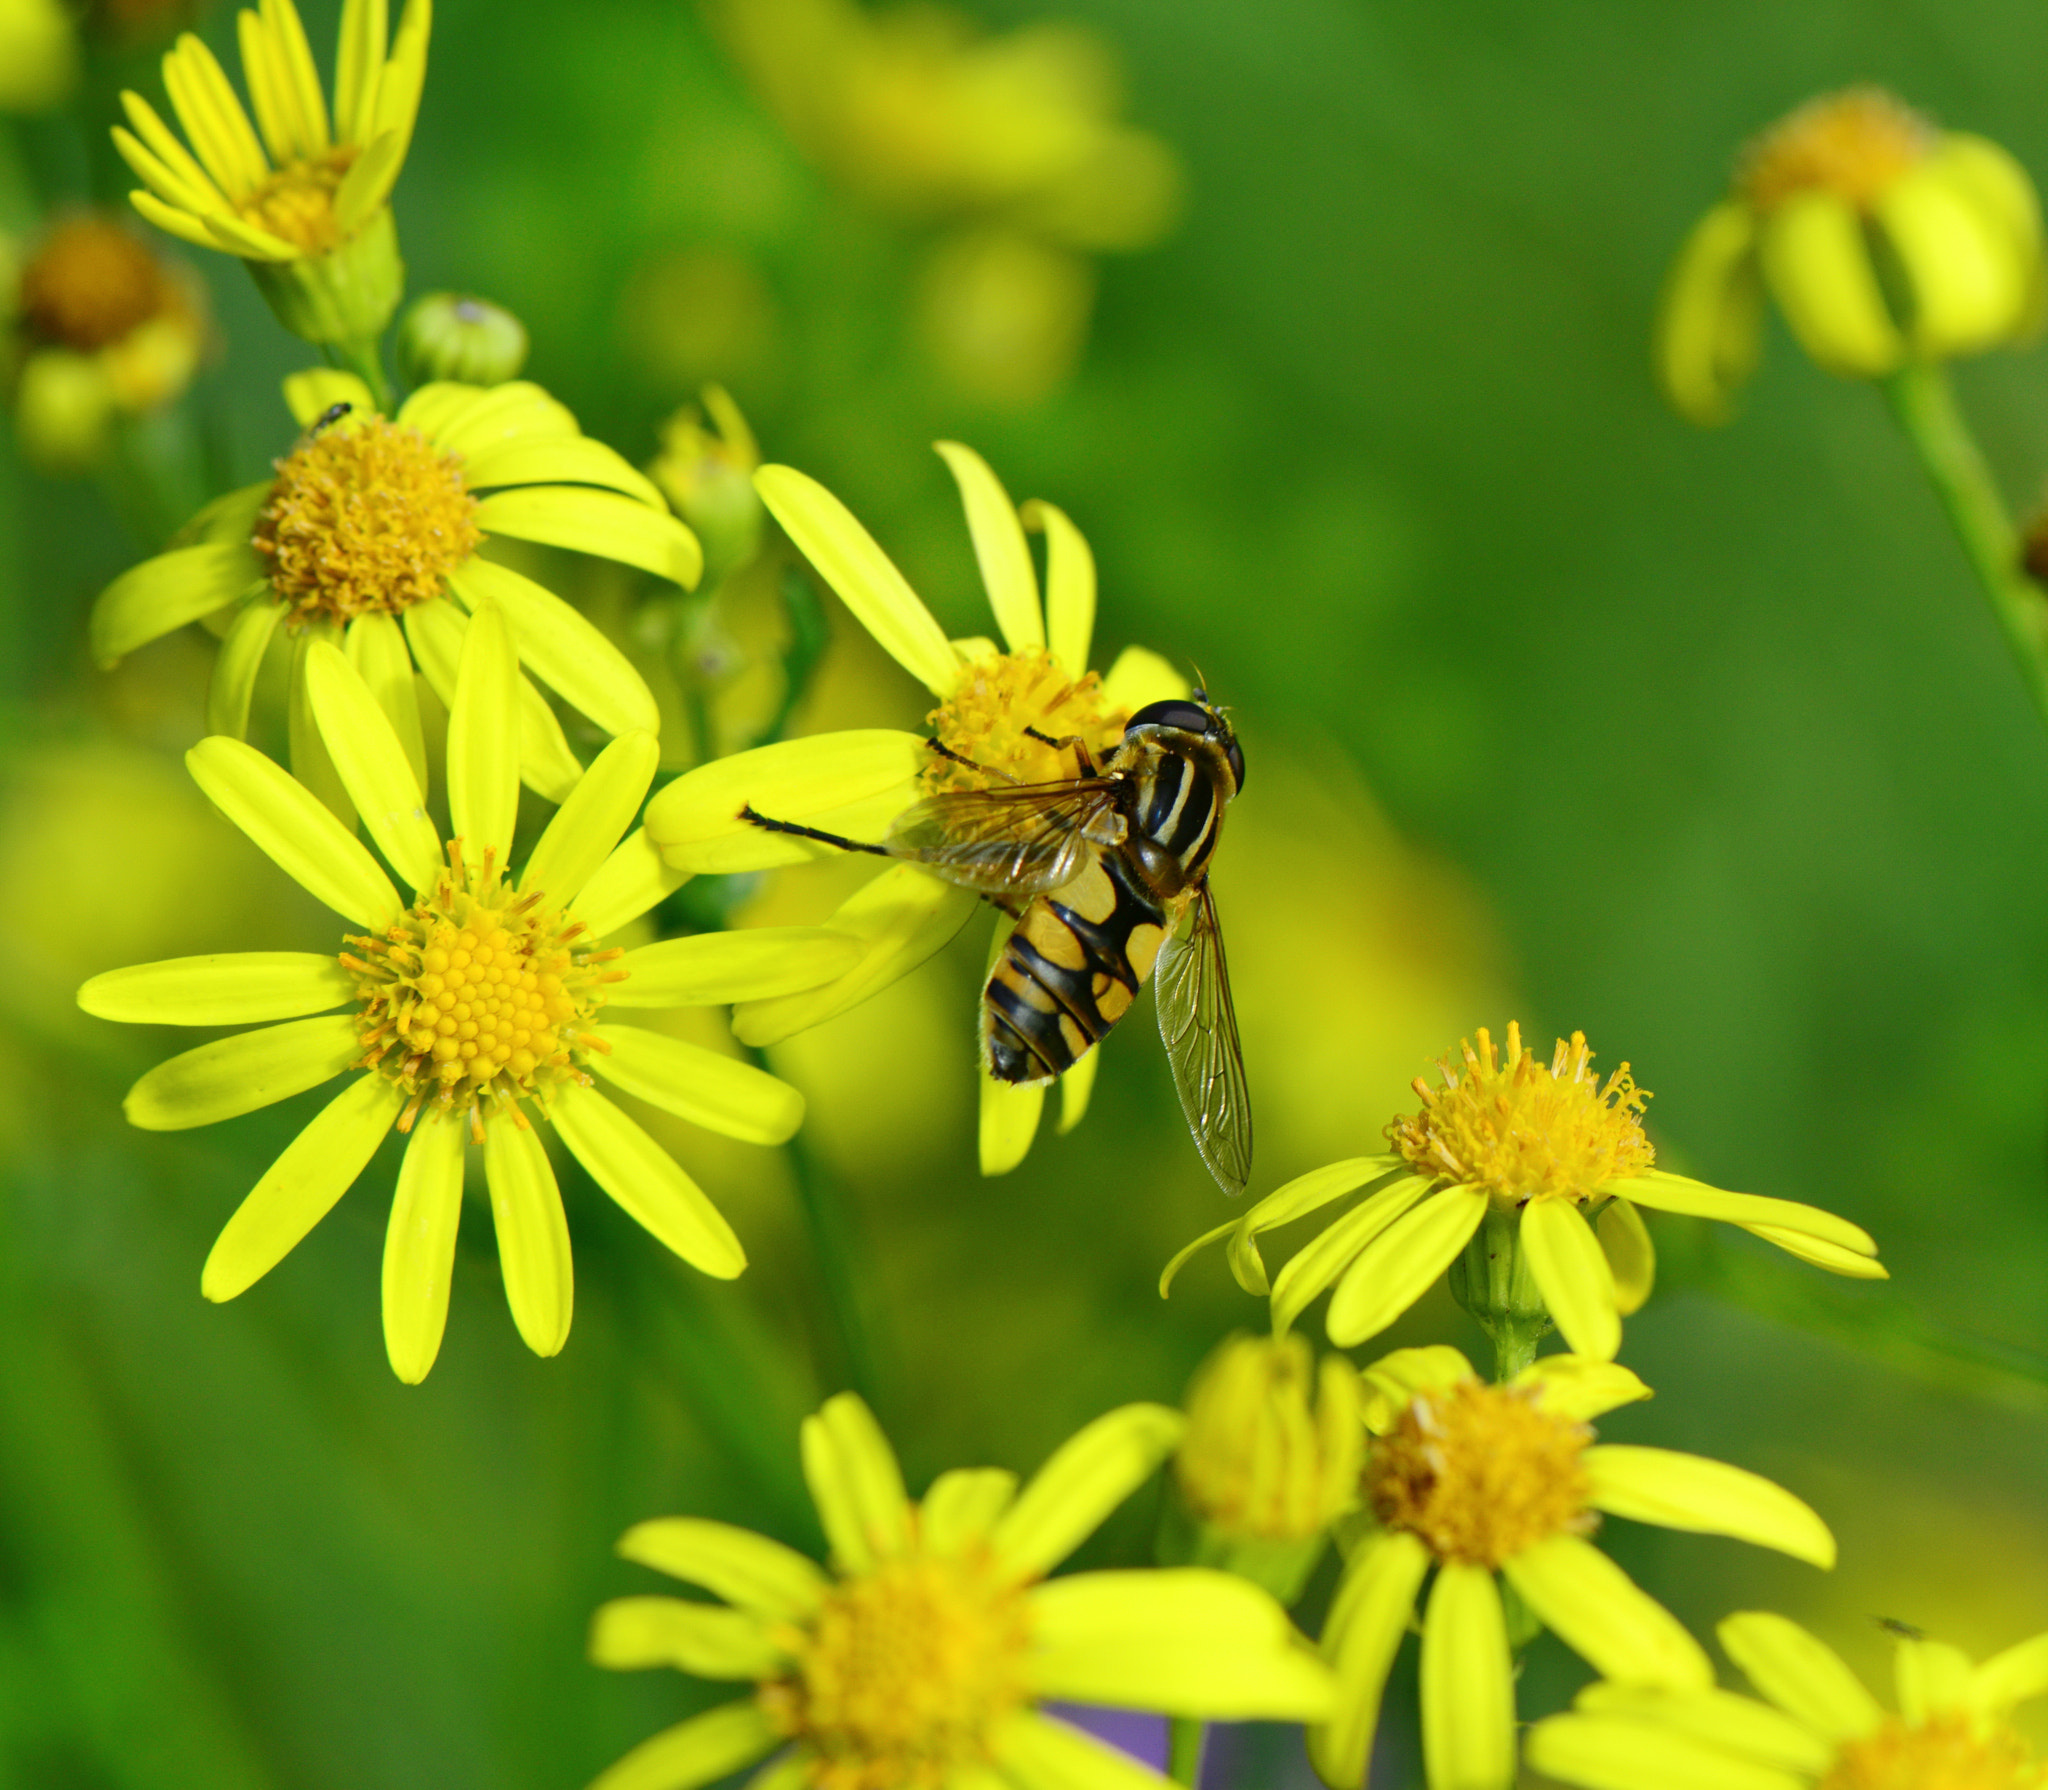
[
  {"xmin": 1167, "ymin": 1716, "xmax": 1207, "ymax": 1786},
  {"xmin": 1447, "ymin": 1207, "xmax": 1550, "ymax": 1382},
  {"xmin": 1882, "ymin": 360, "xmax": 2048, "ymax": 735},
  {"xmin": 326, "ymin": 335, "xmax": 394, "ymax": 413}
]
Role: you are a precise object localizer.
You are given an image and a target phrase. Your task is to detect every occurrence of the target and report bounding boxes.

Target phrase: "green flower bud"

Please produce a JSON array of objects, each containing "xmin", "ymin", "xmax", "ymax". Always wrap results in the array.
[
  {"xmin": 650, "ymin": 386, "xmax": 763, "ymax": 584},
  {"xmin": 395, "ymin": 292, "xmax": 531, "ymax": 388},
  {"xmin": 15, "ymin": 350, "xmax": 116, "ymax": 471},
  {"xmin": 245, "ymin": 206, "xmax": 406, "ymax": 349}
]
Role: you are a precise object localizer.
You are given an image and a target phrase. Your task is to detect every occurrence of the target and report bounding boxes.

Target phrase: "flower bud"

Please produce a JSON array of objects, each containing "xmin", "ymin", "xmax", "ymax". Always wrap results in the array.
[
  {"xmin": 1164, "ymin": 1331, "xmax": 1362, "ymax": 1604},
  {"xmin": 1659, "ymin": 88, "xmax": 2042, "ymax": 424},
  {"xmin": 15, "ymin": 351, "xmax": 116, "ymax": 471},
  {"xmin": 395, "ymin": 292, "xmax": 531, "ymax": 388},
  {"xmin": 651, "ymin": 386, "xmax": 763, "ymax": 584}
]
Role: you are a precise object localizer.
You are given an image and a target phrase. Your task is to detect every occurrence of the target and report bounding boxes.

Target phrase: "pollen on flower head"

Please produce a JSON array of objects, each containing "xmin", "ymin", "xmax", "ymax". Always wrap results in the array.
[
  {"xmin": 1739, "ymin": 87, "xmax": 1934, "ymax": 212},
  {"xmin": 341, "ymin": 842, "xmax": 626, "ymax": 1137},
  {"xmin": 758, "ymin": 1550, "xmax": 1032, "ymax": 1790},
  {"xmin": 1367, "ymin": 1376, "xmax": 1596, "ymax": 1570},
  {"xmin": 254, "ymin": 415, "xmax": 481, "ymax": 624},
  {"xmin": 238, "ymin": 147, "xmax": 361, "ymax": 252},
  {"xmin": 1821, "ymin": 1714, "xmax": 2045, "ymax": 1790},
  {"xmin": 20, "ymin": 216, "xmax": 175, "ymax": 350},
  {"xmin": 1387, "ymin": 1023, "xmax": 1653, "ymax": 1207},
  {"xmin": 923, "ymin": 647, "xmax": 1128, "ymax": 795}
]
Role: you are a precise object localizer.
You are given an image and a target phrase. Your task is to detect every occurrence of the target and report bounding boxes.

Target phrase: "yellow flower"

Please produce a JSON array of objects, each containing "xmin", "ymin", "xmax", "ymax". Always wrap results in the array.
[
  {"xmin": 113, "ymin": 0, "xmax": 427, "ymax": 343},
  {"xmin": 1163, "ymin": 1023, "xmax": 1885, "ymax": 1358},
  {"xmin": 91, "ymin": 368, "xmax": 697, "ymax": 816},
  {"xmin": 76, "ymin": 604, "xmax": 862, "ymax": 1382},
  {"xmin": 1529, "ymin": 1612, "xmax": 2048, "ymax": 1790},
  {"xmin": 8, "ymin": 212, "xmax": 207, "ymax": 471},
  {"xmin": 0, "ymin": 0, "xmax": 76, "ymax": 113},
  {"xmin": 588, "ymin": 1391, "xmax": 1334, "ymax": 1790},
  {"xmin": 650, "ymin": 385, "xmax": 766, "ymax": 585},
  {"xmin": 1311, "ymin": 1347, "xmax": 1834, "ymax": 1790},
  {"xmin": 1659, "ymin": 87, "xmax": 2042, "ymax": 424},
  {"xmin": 644, "ymin": 442, "xmax": 1187, "ymax": 1176}
]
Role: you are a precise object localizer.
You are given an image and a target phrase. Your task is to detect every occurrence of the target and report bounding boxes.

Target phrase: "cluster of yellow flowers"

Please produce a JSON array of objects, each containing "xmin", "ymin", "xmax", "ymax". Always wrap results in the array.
[{"xmin": 23, "ymin": 10, "xmax": 2047, "ymax": 1788}]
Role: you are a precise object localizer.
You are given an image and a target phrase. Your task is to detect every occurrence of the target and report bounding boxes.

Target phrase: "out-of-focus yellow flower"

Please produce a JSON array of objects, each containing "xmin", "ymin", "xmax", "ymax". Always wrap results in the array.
[
  {"xmin": 645, "ymin": 442, "xmax": 1187, "ymax": 1178},
  {"xmin": 588, "ymin": 1391, "xmax": 1333, "ymax": 1790},
  {"xmin": 1164, "ymin": 1024, "xmax": 1885, "ymax": 1358},
  {"xmin": 1312, "ymin": 1347, "xmax": 1833, "ymax": 1790},
  {"xmin": 394, "ymin": 291, "xmax": 530, "ymax": 388},
  {"xmin": 0, "ymin": 0, "xmax": 76, "ymax": 112},
  {"xmin": 651, "ymin": 385, "xmax": 765, "ymax": 585},
  {"xmin": 91, "ymin": 368, "xmax": 695, "ymax": 816},
  {"xmin": 1529, "ymin": 1612, "xmax": 2048, "ymax": 1790},
  {"xmin": 915, "ymin": 226, "xmax": 1095, "ymax": 406},
  {"xmin": 112, "ymin": 0, "xmax": 429, "ymax": 345},
  {"xmin": 76, "ymin": 606, "xmax": 858, "ymax": 1381},
  {"xmin": 8, "ymin": 213, "xmax": 207, "ymax": 472},
  {"xmin": 1659, "ymin": 88, "xmax": 2042, "ymax": 424}
]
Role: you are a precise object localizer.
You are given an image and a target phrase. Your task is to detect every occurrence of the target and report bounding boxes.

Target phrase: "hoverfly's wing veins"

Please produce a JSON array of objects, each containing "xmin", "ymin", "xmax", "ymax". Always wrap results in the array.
[
  {"xmin": 886, "ymin": 780, "xmax": 1124, "ymax": 897},
  {"xmin": 1155, "ymin": 882, "xmax": 1252, "ymax": 1196}
]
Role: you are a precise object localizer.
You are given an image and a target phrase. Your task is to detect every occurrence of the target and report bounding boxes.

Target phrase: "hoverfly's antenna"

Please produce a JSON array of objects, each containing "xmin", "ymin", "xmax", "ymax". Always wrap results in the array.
[{"xmin": 1190, "ymin": 663, "xmax": 1210, "ymax": 705}]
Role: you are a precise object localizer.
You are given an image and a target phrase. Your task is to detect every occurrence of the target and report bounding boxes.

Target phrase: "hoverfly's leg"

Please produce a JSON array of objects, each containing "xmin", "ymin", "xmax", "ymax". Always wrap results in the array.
[
  {"xmin": 923, "ymin": 737, "xmax": 1027, "ymax": 785},
  {"xmin": 738, "ymin": 804, "xmax": 892, "ymax": 856},
  {"xmin": 984, "ymin": 893, "xmax": 1026, "ymax": 919},
  {"xmin": 1023, "ymin": 726, "xmax": 1098, "ymax": 776}
]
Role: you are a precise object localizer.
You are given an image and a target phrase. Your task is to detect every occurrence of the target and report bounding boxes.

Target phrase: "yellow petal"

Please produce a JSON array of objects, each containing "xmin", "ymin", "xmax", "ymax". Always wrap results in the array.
[
  {"xmin": 1654, "ymin": 200, "xmax": 1764, "ymax": 425},
  {"xmin": 1023, "ymin": 498, "xmax": 1096, "ymax": 674},
  {"xmin": 484, "ymin": 1110, "xmax": 573, "ymax": 1356},
  {"xmin": 1572, "ymin": 1683, "xmax": 1832, "ymax": 1774},
  {"xmin": 80, "ymin": 952, "xmax": 352, "ymax": 1026},
  {"xmin": 614, "ymin": 1516, "xmax": 826, "ymax": 1620},
  {"xmin": 1220, "ymin": 1156, "xmax": 1411, "ymax": 1295},
  {"xmin": 446, "ymin": 597, "xmax": 521, "ymax": 867},
  {"xmin": 112, "ymin": 123, "xmax": 226, "ymax": 217},
  {"xmin": 448, "ymin": 557, "xmax": 659, "ymax": 738},
  {"xmin": 288, "ymin": 624, "xmax": 356, "ymax": 829},
  {"xmin": 1596, "ymin": 1197, "xmax": 1655, "ymax": 1316},
  {"xmin": 282, "ymin": 367, "xmax": 377, "ymax": 427},
  {"xmin": 185, "ymin": 735, "xmax": 400, "ymax": 928},
  {"xmin": 1527, "ymin": 1711, "xmax": 1805, "ymax": 1790},
  {"xmin": 461, "ymin": 434, "xmax": 667, "ymax": 510},
  {"xmin": 303, "ymin": 638, "xmax": 440, "ymax": 894},
  {"xmin": 1521, "ymin": 1197, "xmax": 1620, "ymax": 1361},
  {"xmin": 590, "ymin": 1026, "xmax": 802, "ymax": 1147},
  {"xmin": 1502, "ymin": 1534, "xmax": 1712, "ymax": 1690},
  {"xmin": 1582, "ymin": 1446, "xmax": 1834, "ymax": 1568},
  {"xmin": 345, "ymin": 610, "xmax": 428, "ymax": 795},
  {"xmin": 93, "ymin": 541, "xmax": 261, "ymax": 667},
  {"xmin": 935, "ymin": 441, "xmax": 1043, "ymax": 653},
  {"xmin": 162, "ymin": 33, "xmax": 268, "ymax": 198},
  {"xmin": 571, "ymin": 827, "xmax": 691, "ymax": 941},
  {"xmin": 1057, "ymin": 1043, "xmax": 1100, "ymax": 1134},
  {"xmin": 476, "ymin": 486, "xmax": 703, "ymax": 589},
  {"xmin": 201, "ymin": 1074, "xmax": 400, "ymax": 1299},
  {"xmin": 586, "ymin": 1702, "xmax": 780, "ymax": 1790},
  {"xmin": 1973, "ymin": 1631, "xmax": 2048, "ymax": 1712},
  {"xmin": 1513, "ymin": 1355, "xmax": 1652, "ymax": 1423},
  {"xmin": 1610, "ymin": 1174, "xmax": 1876, "ymax": 1257},
  {"xmin": 1325, "ymin": 1185, "xmax": 1487, "ymax": 1348},
  {"xmin": 332, "ymin": 0, "xmax": 388, "ymax": 146},
  {"xmin": 1743, "ymin": 1223, "xmax": 1891, "ymax": 1279},
  {"xmin": 800, "ymin": 1392, "xmax": 910, "ymax": 1574},
  {"xmin": 238, "ymin": 8, "xmax": 300, "ymax": 165},
  {"xmin": 992, "ymin": 1711, "xmax": 1163, "ymax": 1790},
  {"xmin": 1310, "ymin": 1530, "xmax": 1432, "ymax": 1790},
  {"xmin": 417, "ymin": 380, "xmax": 577, "ymax": 451},
  {"xmin": 730, "ymin": 865, "xmax": 977, "ymax": 1048},
  {"xmin": 381, "ymin": 1109, "xmax": 464, "ymax": 1383},
  {"xmin": 400, "ymin": 592, "xmax": 462, "ymax": 704},
  {"xmin": 1877, "ymin": 162, "xmax": 2027, "ymax": 356},
  {"xmin": 587, "ymin": 1596, "xmax": 784, "ymax": 1679},
  {"xmin": 1757, "ymin": 191, "xmax": 1903, "ymax": 377},
  {"xmin": 1270, "ymin": 1172, "xmax": 1434, "ymax": 1334},
  {"xmin": 520, "ymin": 730, "xmax": 659, "ymax": 907},
  {"xmin": 1895, "ymin": 1637, "xmax": 1978, "ymax": 1723},
  {"xmin": 369, "ymin": 0, "xmax": 429, "ymax": 153},
  {"xmin": 1718, "ymin": 1612, "xmax": 1883, "ymax": 1742},
  {"xmin": 550, "ymin": 1082, "xmax": 746, "ymax": 1277},
  {"xmin": 753, "ymin": 464, "xmax": 958, "ymax": 694},
  {"xmin": 516, "ymin": 669, "xmax": 585, "ymax": 803},
  {"xmin": 1101, "ymin": 643, "xmax": 1188, "ymax": 713},
  {"xmin": 1358, "ymin": 1345, "xmax": 1474, "ymax": 1434},
  {"xmin": 124, "ymin": 1012, "xmax": 360, "ymax": 1130},
  {"xmin": 263, "ymin": 0, "xmax": 330, "ymax": 151},
  {"xmin": 991, "ymin": 1403, "xmax": 1183, "ymax": 1582},
  {"xmin": 332, "ymin": 126, "xmax": 404, "ymax": 236},
  {"xmin": 609, "ymin": 929, "xmax": 863, "ymax": 1007},
  {"xmin": 920, "ymin": 1468, "xmax": 1019, "ymax": 1558},
  {"xmin": 118, "ymin": 92, "xmax": 231, "ymax": 210},
  {"xmin": 127, "ymin": 187, "xmax": 258, "ymax": 255},
  {"xmin": 980, "ymin": 1070, "xmax": 1044, "ymax": 1176},
  {"xmin": 1420, "ymin": 1563, "xmax": 1516, "ymax": 1790}
]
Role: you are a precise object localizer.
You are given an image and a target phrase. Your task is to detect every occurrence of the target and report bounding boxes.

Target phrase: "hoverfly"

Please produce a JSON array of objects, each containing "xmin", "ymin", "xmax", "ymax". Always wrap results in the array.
[{"xmin": 740, "ymin": 694, "xmax": 1252, "ymax": 1193}]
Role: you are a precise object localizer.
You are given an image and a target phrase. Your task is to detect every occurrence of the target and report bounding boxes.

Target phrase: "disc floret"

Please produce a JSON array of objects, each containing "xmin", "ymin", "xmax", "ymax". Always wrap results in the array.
[
  {"xmin": 1739, "ymin": 87, "xmax": 1933, "ymax": 212},
  {"xmin": 343, "ymin": 842, "xmax": 624, "ymax": 1136},
  {"xmin": 923, "ymin": 646, "xmax": 1128, "ymax": 795},
  {"xmin": 1824, "ymin": 1716, "xmax": 2043, "ymax": 1790}
]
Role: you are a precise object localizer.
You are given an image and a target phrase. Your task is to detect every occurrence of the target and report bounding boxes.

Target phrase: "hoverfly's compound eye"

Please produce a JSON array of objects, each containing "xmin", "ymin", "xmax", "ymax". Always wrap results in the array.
[
  {"xmin": 1127, "ymin": 698, "xmax": 1214, "ymax": 735},
  {"xmin": 1224, "ymin": 731, "xmax": 1246, "ymax": 793}
]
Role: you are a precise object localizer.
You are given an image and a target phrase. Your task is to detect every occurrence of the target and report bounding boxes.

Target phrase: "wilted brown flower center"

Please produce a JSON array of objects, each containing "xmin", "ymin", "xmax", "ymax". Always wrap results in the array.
[
  {"xmin": 20, "ymin": 217, "xmax": 172, "ymax": 350},
  {"xmin": 923, "ymin": 647, "xmax": 1127, "ymax": 796},
  {"xmin": 1739, "ymin": 88, "xmax": 1933, "ymax": 211},
  {"xmin": 1821, "ymin": 1714, "xmax": 2045, "ymax": 1790}
]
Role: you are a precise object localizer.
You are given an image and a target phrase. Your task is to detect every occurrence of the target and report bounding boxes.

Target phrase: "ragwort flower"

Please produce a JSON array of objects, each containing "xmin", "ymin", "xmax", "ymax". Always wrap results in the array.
[
  {"xmin": 1164, "ymin": 1023, "xmax": 1885, "ymax": 1359},
  {"xmin": 92, "ymin": 369, "xmax": 696, "ymax": 815},
  {"xmin": 1659, "ymin": 87, "xmax": 2042, "ymax": 424},
  {"xmin": 1529, "ymin": 1611, "xmax": 2048, "ymax": 1790},
  {"xmin": 588, "ymin": 1391, "xmax": 1334, "ymax": 1790},
  {"xmin": 1312, "ymin": 1347, "xmax": 1834, "ymax": 1790},
  {"xmin": 113, "ymin": 0, "xmax": 427, "ymax": 344},
  {"xmin": 77, "ymin": 604, "xmax": 860, "ymax": 1381},
  {"xmin": 644, "ymin": 442, "xmax": 1187, "ymax": 1176}
]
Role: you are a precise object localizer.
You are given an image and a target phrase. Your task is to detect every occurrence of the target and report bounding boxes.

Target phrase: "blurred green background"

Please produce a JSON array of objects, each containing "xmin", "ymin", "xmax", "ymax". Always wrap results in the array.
[{"xmin": 6, "ymin": 0, "xmax": 2048, "ymax": 1784}]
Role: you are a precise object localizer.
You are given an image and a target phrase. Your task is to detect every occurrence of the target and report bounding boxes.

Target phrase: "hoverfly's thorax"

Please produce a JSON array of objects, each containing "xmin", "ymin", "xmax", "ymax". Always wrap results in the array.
[{"xmin": 1120, "ymin": 732, "xmax": 1236, "ymax": 899}]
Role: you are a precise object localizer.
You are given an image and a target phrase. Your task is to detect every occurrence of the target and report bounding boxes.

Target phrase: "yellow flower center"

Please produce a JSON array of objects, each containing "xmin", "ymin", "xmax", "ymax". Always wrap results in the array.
[
  {"xmin": 253, "ymin": 415, "xmax": 481, "ymax": 625},
  {"xmin": 1823, "ymin": 1716, "xmax": 2046, "ymax": 1790},
  {"xmin": 1367, "ymin": 1376, "xmax": 1596, "ymax": 1569},
  {"xmin": 341, "ymin": 842, "xmax": 624, "ymax": 1136},
  {"xmin": 1387, "ymin": 1022, "xmax": 1653, "ymax": 1207},
  {"xmin": 20, "ymin": 217, "xmax": 174, "ymax": 350},
  {"xmin": 236, "ymin": 148, "xmax": 359, "ymax": 252},
  {"xmin": 1739, "ymin": 87, "xmax": 1933, "ymax": 212},
  {"xmin": 922, "ymin": 647, "xmax": 1128, "ymax": 795},
  {"xmin": 759, "ymin": 1551, "xmax": 1032, "ymax": 1790}
]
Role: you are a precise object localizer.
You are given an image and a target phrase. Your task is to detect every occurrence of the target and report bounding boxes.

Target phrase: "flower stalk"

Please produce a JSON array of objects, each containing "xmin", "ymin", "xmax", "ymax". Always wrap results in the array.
[
  {"xmin": 1168, "ymin": 1716, "xmax": 1208, "ymax": 1785},
  {"xmin": 1447, "ymin": 1208, "xmax": 1551, "ymax": 1382}
]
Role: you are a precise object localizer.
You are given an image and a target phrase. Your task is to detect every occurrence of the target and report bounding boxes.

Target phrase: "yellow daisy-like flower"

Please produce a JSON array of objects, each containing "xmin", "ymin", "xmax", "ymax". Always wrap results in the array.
[
  {"xmin": 587, "ymin": 1391, "xmax": 1334, "ymax": 1790},
  {"xmin": 77, "ymin": 604, "xmax": 861, "ymax": 1382},
  {"xmin": 1659, "ymin": 86, "xmax": 2042, "ymax": 425},
  {"xmin": 643, "ymin": 442, "xmax": 1187, "ymax": 1176},
  {"xmin": 92, "ymin": 368, "xmax": 698, "ymax": 815},
  {"xmin": 1311, "ymin": 1346, "xmax": 1834, "ymax": 1790},
  {"xmin": 113, "ymin": 0, "xmax": 427, "ymax": 344},
  {"xmin": 1163, "ymin": 1023, "xmax": 1885, "ymax": 1359},
  {"xmin": 1529, "ymin": 1612, "xmax": 2048, "ymax": 1790}
]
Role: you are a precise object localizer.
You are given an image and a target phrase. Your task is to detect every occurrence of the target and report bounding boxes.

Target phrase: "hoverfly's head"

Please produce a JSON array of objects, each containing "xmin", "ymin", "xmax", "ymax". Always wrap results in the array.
[{"xmin": 1125, "ymin": 693, "xmax": 1246, "ymax": 794}]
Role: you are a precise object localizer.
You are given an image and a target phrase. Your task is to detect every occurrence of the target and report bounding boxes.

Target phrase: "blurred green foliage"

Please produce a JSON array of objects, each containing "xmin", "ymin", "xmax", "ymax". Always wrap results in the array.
[{"xmin": 7, "ymin": 0, "xmax": 2048, "ymax": 1785}]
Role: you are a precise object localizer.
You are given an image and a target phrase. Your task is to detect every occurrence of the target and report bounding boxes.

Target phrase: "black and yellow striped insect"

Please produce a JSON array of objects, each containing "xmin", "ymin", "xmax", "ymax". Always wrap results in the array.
[{"xmin": 741, "ymin": 694, "xmax": 1251, "ymax": 1193}]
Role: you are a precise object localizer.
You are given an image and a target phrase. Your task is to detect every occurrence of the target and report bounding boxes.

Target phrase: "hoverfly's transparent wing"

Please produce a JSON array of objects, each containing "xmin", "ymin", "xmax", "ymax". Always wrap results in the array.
[
  {"xmin": 886, "ymin": 779, "xmax": 1124, "ymax": 896},
  {"xmin": 1154, "ymin": 882, "xmax": 1252, "ymax": 1196}
]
